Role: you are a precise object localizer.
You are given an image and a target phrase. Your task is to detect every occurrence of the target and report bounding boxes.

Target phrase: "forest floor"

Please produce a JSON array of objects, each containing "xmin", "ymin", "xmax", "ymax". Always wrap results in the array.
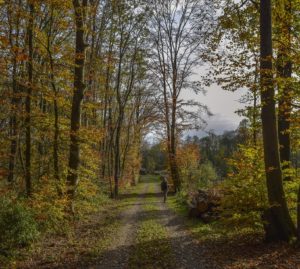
[{"xmin": 14, "ymin": 175, "xmax": 300, "ymax": 269}]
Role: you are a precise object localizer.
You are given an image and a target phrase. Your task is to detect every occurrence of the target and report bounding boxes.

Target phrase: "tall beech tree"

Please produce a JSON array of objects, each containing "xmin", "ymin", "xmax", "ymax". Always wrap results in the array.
[
  {"xmin": 259, "ymin": 0, "xmax": 295, "ymax": 242},
  {"xmin": 67, "ymin": 0, "xmax": 88, "ymax": 204},
  {"xmin": 46, "ymin": 5, "xmax": 60, "ymax": 188},
  {"xmin": 275, "ymin": 0, "xmax": 293, "ymax": 179},
  {"xmin": 25, "ymin": 1, "xmax": 34, "ymax": 196},
  {"xmin": 150, "ymin": 0, "xmax": 215, "ymax": 192},
  {"xmin": 6, "ymin": 0, "xmax": 24, "ymax": 184}
]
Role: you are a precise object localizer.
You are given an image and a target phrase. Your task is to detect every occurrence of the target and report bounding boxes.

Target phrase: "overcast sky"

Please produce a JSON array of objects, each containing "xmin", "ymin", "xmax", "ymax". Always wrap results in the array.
[
  {"xmin": 184, "ymin": 65, "xmax": 246, "ymax": 138},
  {"xmin": 184, "ymin": 79, "xmax": 246, "ymax": 137},
  {"xmin": 147, "ymin": 67, "xmax": 246, "ymax": 142},
  {"xmin": 146, "ymin": 85, "xmax": 244, "ymax": 143}
]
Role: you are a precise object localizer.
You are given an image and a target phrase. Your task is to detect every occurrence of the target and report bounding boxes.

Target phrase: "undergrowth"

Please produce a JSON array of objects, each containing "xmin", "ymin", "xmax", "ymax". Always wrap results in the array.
[{"xmin": 167, "ymin": 192, "xmax": 264, "ymax": 244}]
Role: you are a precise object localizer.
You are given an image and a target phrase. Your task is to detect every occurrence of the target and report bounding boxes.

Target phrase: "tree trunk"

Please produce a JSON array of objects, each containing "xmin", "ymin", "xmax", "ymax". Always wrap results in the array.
[
  {"xmin": 107, "ymin": 96, "xmax": 114, "ymax": 198},
  {"xmin": 53, "ymin": 97, "xmax": 60, "ymax": 184},
  {"xmin": 8, "ymin": 56, "xmax": 19, "ymax": 184},
  {"xmin": 252, "ymin": 61, "xmax": 259, "ymax": 147},
  {"xmin": 170, "ymin": 114, "xmax": 180, "ymax": 192},
  {"xmin": 100, "ymin": 36, "xmax": 113, "ymax": 181},
  {"xmin": 7, "ymin": 0, "xmax": 22, "ymax": 185},
  {"xmin": 253, "ymin": 87, "xmax": 258, "ymax": 146},
  {"xmin": 170, "ymin": 58, "xmax": 181, "ymax": 192},
  {"xmin": 67, "ymin": 0, "xmax": 87, "ymax": 204},
  {"xmin": 114, "ymin": 119, "xmax": 122, "ymax": 198},
  {"xmin": 25, "ymin": 2, "xmax": 34, "ymax": 197},
  {"xmin": 276, "ymin": 0, "xmax": 292, "ymax": 180},
  {"xmin": 298, "ymin": 185, "xmax": 300, "ymax": 240},
  {"xmin": 157, "ymin": 28, "xmax": 181, "ymax": 192},
  {"xmin": 47, "ymin": 5, "xmax": 61, "ymax": 194},
  {"xmin": 260, "ymin": 0, "xmax": 295, "ymax": 242}
]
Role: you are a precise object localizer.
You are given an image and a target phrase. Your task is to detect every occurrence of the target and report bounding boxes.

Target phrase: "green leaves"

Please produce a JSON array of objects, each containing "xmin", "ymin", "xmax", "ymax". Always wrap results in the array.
[
  {"xmin": 221, "ymin": 144, "xmax": 267, "ymax": 228},
  {"xmin": 0, "ymin": 197, "xmax": 39, "ymax": 253}
]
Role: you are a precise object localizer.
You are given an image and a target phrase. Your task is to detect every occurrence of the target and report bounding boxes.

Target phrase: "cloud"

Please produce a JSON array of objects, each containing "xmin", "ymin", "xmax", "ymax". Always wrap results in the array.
[
  {"xmin": 205, "ymin": 113, "xmax": 238, "ymax": 133},
  {"xmin": 186, "ymin": 113, "xmax": 240, "ymax": 138}
]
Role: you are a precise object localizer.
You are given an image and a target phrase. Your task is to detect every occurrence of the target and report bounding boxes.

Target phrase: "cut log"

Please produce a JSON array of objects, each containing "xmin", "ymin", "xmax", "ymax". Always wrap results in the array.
[
  {"xmin": 197, "ymin": 200, "xmax": 208, "ymax": 213},
  {"xmin": 188, "ymin": 188, "xmax": 222, "ymax": 222}
]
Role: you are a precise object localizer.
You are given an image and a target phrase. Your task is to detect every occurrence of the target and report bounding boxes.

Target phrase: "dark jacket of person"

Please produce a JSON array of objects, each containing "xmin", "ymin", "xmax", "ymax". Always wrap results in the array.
[{"xmin": 161, "ymin": 178, "xmax": 168, "ymax": 192}]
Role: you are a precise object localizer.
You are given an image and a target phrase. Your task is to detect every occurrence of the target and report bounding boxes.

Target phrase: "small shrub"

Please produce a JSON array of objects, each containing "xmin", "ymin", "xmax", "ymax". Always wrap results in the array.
[
  {"xmin": 0, "ymin": 197, "xmax": 39, "ymax": 254},
  {"xmin": 174, "ymin": 190, "xmax": 188, "ymax": 206},
  {"xmin": 220, "ymin": 145, "xmax": 267, "ymax": 229},
  {"xmin": 197, "ymin": 161, "xmax": 218, "ymax": 188},
  {"xmin": 30, "ymin": 180, "xmax": 68, "ymax": 234}
]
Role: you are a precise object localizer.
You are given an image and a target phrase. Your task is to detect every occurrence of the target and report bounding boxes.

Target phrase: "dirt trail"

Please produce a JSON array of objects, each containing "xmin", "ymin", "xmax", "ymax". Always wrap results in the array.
[
  {"xmin": 154, "ymin": 184, "xmax": 219, "ymax": 269},
  {"xmin": 93, "ymin": 177, "xmax": 218, "ymax": 269},
  {"xmin": 92, "ymin": 182, "xmax": 150, "ymax": 269}
]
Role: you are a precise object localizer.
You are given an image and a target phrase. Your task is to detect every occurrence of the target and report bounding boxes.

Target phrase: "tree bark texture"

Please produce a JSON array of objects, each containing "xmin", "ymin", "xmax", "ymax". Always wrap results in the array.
[
  {"xmin": 276, "ymin": 0, "xmax": 292, "ymax": 179},
  {"xmin": 25, "ymin": 2, "xmax": 34, "ymax": 196},
  {"xmin": 260, "ymin": 0, "xmax": 295, "ymax": 242},
  {"xmin": 67, "ymin": 0, "xmax": 87, "ymax": 202}
]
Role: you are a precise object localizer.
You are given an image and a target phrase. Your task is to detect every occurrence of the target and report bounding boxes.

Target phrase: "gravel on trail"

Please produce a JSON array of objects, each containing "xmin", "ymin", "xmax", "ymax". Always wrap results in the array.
[
  {"xmin": 92, "ymin": 183, "xmax": 150, "ymax": 269},
  {"xmin": 93, "ymin": 178, "xmax": 219, "ymax": 269}
]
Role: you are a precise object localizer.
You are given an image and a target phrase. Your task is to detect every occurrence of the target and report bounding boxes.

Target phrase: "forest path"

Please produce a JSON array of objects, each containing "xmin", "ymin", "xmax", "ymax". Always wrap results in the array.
[
  {"xmin": 92, "ymin": 178, "xmax": 150, "ymax": 269},
  {"xmin": 154, "ymin": 182, "xmax": 219, "ymax": 269},
  {"xmin": 93, "ymin": 175, "xmax": 219, "ymax": 269}
]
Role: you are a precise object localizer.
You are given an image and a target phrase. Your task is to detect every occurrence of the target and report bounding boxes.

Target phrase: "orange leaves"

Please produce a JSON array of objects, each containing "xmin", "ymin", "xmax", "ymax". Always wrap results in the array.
[
  {"xmin": 0, "ymin": 36, "xmax": 28, "ymax": 62},
  {"xmin": 0, "ymin": 36, "xmax": 9, "ymax": 47},
  {"xmin": 9, "ymin": 46, "xmax": 29, "ymax": 62},
  {"xmin": 16, "ymin": 52, "xmax": 29, "ymax": 62},
  {"xmin": 177, "ymin": 143, "xmax": 200, "ymax": 170}
]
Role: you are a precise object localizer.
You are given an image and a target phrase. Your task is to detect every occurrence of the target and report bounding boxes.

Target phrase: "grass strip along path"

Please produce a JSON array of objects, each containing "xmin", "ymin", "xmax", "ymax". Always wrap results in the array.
[
  {"xmin": 127, "ymin": 176, "xmax": 174, "ymax": 269},
  {"xmin": 118, "ymin": 175, "xmax": 214, "ymax": 269}
]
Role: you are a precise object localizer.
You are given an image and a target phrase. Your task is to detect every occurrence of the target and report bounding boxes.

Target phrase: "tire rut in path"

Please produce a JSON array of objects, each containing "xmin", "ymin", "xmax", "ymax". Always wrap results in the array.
[
  {"xmin": 92, "ymin": 183, "xmax": 149, "ymax": 269},
  {"xmin": 154, "ymin": 184, "xmax": 221, "ymax": 269}
]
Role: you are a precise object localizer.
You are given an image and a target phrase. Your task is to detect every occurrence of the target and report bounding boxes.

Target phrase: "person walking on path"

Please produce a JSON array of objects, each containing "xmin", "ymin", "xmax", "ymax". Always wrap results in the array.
[{"xmin": 160, "ymin": 175, "xmax": 169, "ymax": 203}]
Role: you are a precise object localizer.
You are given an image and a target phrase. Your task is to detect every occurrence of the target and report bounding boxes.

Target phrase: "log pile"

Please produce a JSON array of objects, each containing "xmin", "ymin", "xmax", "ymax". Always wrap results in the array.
[{"xmin": 188, "ymin": 189, "xmax": 221, "ymax": 223}]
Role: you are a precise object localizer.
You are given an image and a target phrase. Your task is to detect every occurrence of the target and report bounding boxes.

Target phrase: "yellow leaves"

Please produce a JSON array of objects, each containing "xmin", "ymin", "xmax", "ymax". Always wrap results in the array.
[
  {"xmin": 79, "ymin": 125, "xmax": 105, "ymax": 143},
  {"xmin": 28, "ymin": 178, "xmax": 67, "ymax": 230},
  {"xmin": 177, "ymin": 143, "xmax": 200, "ymax": 170},
  {"xmin": 220, "ymin": 145, "xmax": 268, "ymax": 228},
  {"xmin": 50, "ymin": 0, "xmax": 73, "ymax": 10}
]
